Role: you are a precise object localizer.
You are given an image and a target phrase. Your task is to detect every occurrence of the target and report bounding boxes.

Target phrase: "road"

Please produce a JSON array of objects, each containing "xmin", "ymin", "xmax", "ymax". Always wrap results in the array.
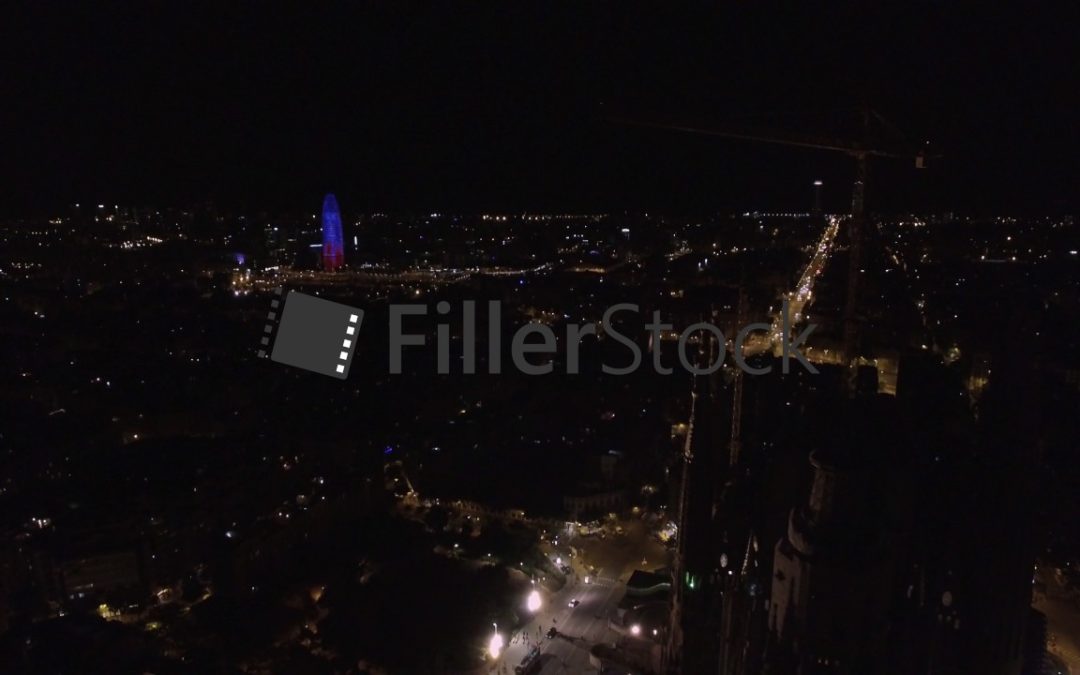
[
  {"xmin": 492, "ymin": 573, "xmax": 622, "ymax": 674},
  {"xmin": 493, "ymin": 520, "xmax": 667, "ymax": 674},
  {"xmin": 395, "ymin": 485, "xmax": 667, "ymax": 674},
  {"xmin": 744, "ymin": 215, "xmax": 840, "ymax": 357},
  {"xmin": 1035, "ymin": 569, "xmax": 1080, "ymax": 675}
]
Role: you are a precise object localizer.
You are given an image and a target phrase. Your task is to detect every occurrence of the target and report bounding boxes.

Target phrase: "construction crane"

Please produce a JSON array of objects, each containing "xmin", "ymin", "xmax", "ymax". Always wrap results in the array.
[
  {"xmin": 608, "ymin": 104, "xmax": 936, "ymax": 393},
  {"xmin": 729, "ymin": 285, "xmax": 747, "ymax": 468}
]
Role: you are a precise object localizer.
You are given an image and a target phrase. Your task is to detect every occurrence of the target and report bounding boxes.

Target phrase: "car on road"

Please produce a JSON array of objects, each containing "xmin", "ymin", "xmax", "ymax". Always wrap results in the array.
[
  {"xmin": 546, "ymin": 627, "xmax": 558, "ymax": 638},
  {"xmin": 568, "ymin": 599, "xmax": 580, "ymax": 607}
]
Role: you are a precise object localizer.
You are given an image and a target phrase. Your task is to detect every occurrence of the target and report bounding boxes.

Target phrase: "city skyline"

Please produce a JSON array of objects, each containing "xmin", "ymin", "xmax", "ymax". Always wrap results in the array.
[{"xmin": 1, "ymin": 5, "xmax": 1077, "ymax": 675}]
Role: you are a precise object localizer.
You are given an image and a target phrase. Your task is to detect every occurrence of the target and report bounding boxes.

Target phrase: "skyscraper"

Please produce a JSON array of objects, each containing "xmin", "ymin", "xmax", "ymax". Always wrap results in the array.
[
  {"xmin": 765, "ymin": 447, "xmax": 893, "ymax": 674},
  {"xmin": 321, "ymin": 193, "xmax": 344, "ymax": 271}
]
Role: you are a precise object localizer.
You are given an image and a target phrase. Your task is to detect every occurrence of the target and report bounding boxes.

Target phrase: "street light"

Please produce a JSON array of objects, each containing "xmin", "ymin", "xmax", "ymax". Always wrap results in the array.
[
  {"xmin": 488, "ymin": 624, "xmax": 504, "ymax": 659},
  {"xmin": 630, "ymin": 624, "xmax": 642, "ymax": 636},
  {"xmin": 527, "ymin": 590, "xmax": 542, "ymax": 613}
]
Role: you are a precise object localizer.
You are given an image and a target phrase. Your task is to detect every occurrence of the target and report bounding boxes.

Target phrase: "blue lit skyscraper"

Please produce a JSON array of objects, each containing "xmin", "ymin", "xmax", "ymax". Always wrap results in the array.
[{"xmin": 321, "ymin": 193, "xmax": 345, "ymax": 271}]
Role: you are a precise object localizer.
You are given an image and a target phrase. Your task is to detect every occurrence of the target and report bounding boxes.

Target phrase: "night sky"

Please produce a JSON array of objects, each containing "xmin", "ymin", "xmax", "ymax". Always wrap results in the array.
[{"xmin": 3, "ymin": 4, "xmax": 1077, "ymax": 215}]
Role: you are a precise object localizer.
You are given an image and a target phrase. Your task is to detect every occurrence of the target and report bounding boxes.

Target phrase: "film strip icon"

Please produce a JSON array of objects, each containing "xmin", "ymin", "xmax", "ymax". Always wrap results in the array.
[
  {"xmin": 338, "ymin": 312, "xmax": 360, "ymax": 374},
  {"xmin": 257, "ymin": 288, "xmax": 364, "ymax": 379},
  {"xmin": 257, "ymin": 287, "xmax": 285, "ymax": 359}
]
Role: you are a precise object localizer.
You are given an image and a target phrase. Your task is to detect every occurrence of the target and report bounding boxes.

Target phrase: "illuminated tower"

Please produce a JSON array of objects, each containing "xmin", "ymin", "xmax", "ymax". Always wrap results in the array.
[{"xmin": 321, "ymin": 193, "xmax": 344, "ymax": 271}]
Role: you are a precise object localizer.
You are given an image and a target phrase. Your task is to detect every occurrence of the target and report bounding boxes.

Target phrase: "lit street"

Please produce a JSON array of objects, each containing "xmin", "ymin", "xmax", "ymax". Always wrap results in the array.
[
  {"xmin": 1035, "ymin": 568, "xmax": 1080, "ymax": 675},
  {"xmin": 496, "ymin": 519, "xmax": 667, "ymax": 674}
]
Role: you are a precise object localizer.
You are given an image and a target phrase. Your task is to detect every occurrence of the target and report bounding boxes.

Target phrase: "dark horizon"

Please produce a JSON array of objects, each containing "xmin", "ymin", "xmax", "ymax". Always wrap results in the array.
[{"xmin": 3, "ymin": 4, "xmax": 1078, "ymax": 217}]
